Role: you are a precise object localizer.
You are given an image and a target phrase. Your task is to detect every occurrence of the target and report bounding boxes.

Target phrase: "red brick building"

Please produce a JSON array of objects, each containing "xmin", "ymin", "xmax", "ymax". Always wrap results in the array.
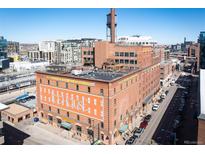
[
  {"xmin": 81, "ymin": 47, "xmax": 95, "ymax": 66},
  {"xmin": 36, "ymin": 9, "xmax": 161, "ymax": 145},
  {"xmin": 36, "ymin": 62, "xmax": 160, "ymax": 144},
  {"xmin": 188, "ymin": 43, "xmax": 200, "ymax": 72}
]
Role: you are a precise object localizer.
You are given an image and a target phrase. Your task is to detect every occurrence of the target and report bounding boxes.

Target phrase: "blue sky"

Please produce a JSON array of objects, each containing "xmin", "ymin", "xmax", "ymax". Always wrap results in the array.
[{"xmin": 0, "ymin": 8, "xmax": 205, "ymax": 44}]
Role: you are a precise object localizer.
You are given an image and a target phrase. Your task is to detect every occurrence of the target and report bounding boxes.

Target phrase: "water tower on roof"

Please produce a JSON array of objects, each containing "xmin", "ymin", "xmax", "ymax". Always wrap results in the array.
[{"xmin": 106, "ymin": 8, "xmax": 117, "ymax": 43}]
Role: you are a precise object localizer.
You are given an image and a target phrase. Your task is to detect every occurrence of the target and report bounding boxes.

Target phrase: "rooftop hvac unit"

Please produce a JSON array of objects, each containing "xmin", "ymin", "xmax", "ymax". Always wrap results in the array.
[{"xmin": 71, "ymin": 70, "xmax": 82, "ymax": 75}]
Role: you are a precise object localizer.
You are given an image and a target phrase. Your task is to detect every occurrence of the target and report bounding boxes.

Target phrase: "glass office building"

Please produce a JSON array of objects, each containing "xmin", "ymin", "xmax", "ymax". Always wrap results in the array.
[{"xmin": 0, "ymin": 36, "xmax": 8, "ymax": 52}]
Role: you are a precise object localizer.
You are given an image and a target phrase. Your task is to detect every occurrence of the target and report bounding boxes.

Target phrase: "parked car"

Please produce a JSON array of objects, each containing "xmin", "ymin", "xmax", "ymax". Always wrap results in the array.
[
  {"xmin": 33, "ymin": 117, "xmax": 39, "ymax": 122},
  {"xmin": 140, "ymin": 121, "xmax": 148, "ymax": 129},
  {"xmin": 183, "ymin": 91, "xmax": 188, "ymax": 95},
  {"xmin": 170, "ymin": 82, "xmax": 174, "ymax": 86},
  {"xmin": 29, "ymin": 95, "xmax": 36, "ymax": 99},
  {"xmin": 158, "ymin": 98, "xmax": 163, "ymax": 103},
  {"xmin": 178, "ymin": 107, "xmax": 183, "ymax": 112},
  {"xmin": 125, "ymin": 136, "xmax": 135, "ymax": 145},
  {"xmin": 133, "ymin": 128, "xmax": 144, "ymax": 138},
  {"xmin": 144, "ymin": 114, "xmax": 152, "ymax": 122},
  {"xmin": 131, "ymin": 127, "xmax": 138, "ymax": 133},
  {"xmin": 160, "ymin": 94, "xmax": 166, "ymax": 99},
  {"xmin": 173, "ymin": 120, "xmax": 180, "ymax": 129},
  {"xmin": 152, "ymin": 104, "xmax": 160, "ymax": 111},
  {"xmin": 173, "ymin": 116, "xmax": 182, "ymax": 129},
  {"xmin": 20, "ymin": 99, "xmax": 27, "ymax": 103}
]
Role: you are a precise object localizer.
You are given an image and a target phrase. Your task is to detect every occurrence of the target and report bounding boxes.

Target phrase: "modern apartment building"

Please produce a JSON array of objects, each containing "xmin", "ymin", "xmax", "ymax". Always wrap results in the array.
[
  {"xmin": 60, "ymin": 40, "xmax": 82, "ymax": 64},
  {"xmin": 19, "ymin": 43, "xmax": 39, "ymax": 56},
  {"xmin": 39, "ymin": 41, "xmax": 60, "ymax": 63},
  {"xmin": 28, "ymin": 41, "xmax": 60, "ymax": 63}
]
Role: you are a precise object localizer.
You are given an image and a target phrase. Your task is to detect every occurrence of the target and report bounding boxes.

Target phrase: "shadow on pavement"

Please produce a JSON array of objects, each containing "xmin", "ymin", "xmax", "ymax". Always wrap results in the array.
[{"xmin": 3, "ymin": 122, "xmax": 30, "ymax": 145}]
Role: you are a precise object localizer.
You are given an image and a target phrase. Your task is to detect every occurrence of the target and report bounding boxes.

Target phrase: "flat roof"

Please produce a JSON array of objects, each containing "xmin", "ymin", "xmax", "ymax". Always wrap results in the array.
[
  {"xmin": 3, "ymin": 104, "xmax": 30, "ymax": 115},
  {"xmin": 36, "ymin": 68, "xmax": 140, "ymax": 83},
  {"xmin": 77, "ymin": 70, "xmax": 126, "ymax": 81},
  {"xmin": 0, "ymin": 103, "xmax": 9, "ymax": 111}
]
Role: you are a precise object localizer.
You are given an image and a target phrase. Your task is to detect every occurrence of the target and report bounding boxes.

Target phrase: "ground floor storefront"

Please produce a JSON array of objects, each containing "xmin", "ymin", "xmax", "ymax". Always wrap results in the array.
[{"xmin": 39, "ymin": 113, "xmax": 109, "ymax": 144}]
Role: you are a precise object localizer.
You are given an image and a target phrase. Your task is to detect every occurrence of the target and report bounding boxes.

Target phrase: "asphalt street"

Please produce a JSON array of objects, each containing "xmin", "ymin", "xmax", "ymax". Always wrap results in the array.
[
  {"xmin": 152, "ymin": 73, "xmax": 199, "ymax": 145},
  {"xmin": 135, "ymin": 72, "xmax": 180, "ymax": 145}
]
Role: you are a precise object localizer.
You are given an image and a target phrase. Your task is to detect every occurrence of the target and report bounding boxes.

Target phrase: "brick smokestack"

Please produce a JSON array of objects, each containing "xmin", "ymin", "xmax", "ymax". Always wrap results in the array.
[{"xmin": 110, "ymin": 8, "xmax": 116, "ymax": 43}]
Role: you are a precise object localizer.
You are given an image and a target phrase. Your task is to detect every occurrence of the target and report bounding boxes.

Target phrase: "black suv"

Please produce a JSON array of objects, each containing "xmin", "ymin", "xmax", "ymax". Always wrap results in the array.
[{"xmin": 144, "ymin": 114, "xmax": 152, "ymax": 122}]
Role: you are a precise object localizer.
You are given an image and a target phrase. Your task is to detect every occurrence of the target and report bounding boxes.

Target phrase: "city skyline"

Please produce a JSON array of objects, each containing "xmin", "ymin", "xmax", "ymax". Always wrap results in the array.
[{"xmin": 0, "ymin": 8, "xmax": 205, "ymax": 44}]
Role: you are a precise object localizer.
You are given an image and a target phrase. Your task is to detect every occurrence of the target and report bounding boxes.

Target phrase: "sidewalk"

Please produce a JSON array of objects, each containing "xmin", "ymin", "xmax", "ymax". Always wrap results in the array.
[
  {"xmin": 14, "ymin": 118, "xmax": 90, "ymax": 145},
  {"xmin": 33, "ymin": 122, "xmax": 90, "ymax": 144}
]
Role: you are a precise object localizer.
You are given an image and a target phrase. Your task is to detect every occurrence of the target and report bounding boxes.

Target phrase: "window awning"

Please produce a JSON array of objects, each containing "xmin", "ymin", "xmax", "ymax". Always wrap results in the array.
[
  {"xmin": 119, "ymin": 124, "xmax": 128, "ymax": 133},
  {"xmin": 61, "ymin": 122, "xmax": 72, "ymax": 130},
  {"xmin": 92, "ymin": 140, "xmax": 105, "ymax": 145},
  {"xmin": 143, "ymin": 91, "xmax": 154, "ymax": 105}
]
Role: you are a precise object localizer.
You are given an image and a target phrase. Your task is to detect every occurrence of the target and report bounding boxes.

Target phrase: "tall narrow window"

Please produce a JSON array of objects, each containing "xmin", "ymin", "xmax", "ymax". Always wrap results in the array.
[
  {"xmin": 88, "ymin": 118, "xmax": 91, "ymax": 124},
  {"xmin": 66, "ymin": 82, "xmax": 68, "ymax": 89},
  {"xmin": 100, "ymin": 89, "xmax": 104, "ymax": 96},
  {"xmin": 101, "ymin": 122, "xmax": 104, "ymax": 129},
  {"xmin": 114, "ymin": 120, "xmax": 117, "ymax": 127},
  {"xmin": 114, "ymin": 108, "xmax": 117, "ymax": 116},
  {"xmin": 114, "ymin": 99, "xmax": 117, "ymax": 106},
  {"xmin": 76, "ymin": 84, "xmax": 79, "ymax": 91},
  {"xmin": 77, "ymin": 115, "xmax": 80, "ymax": 121},
  {"xmin": 48, "ymin": 80, "xmax": 50, "ymax": 85},
  {"xmin": 56, "ymin": 81, "xmax": 59, "ymax": 87},
  {"xmin": 88, "ymin": 87, "xmax": 91, "ymax": 93}
]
